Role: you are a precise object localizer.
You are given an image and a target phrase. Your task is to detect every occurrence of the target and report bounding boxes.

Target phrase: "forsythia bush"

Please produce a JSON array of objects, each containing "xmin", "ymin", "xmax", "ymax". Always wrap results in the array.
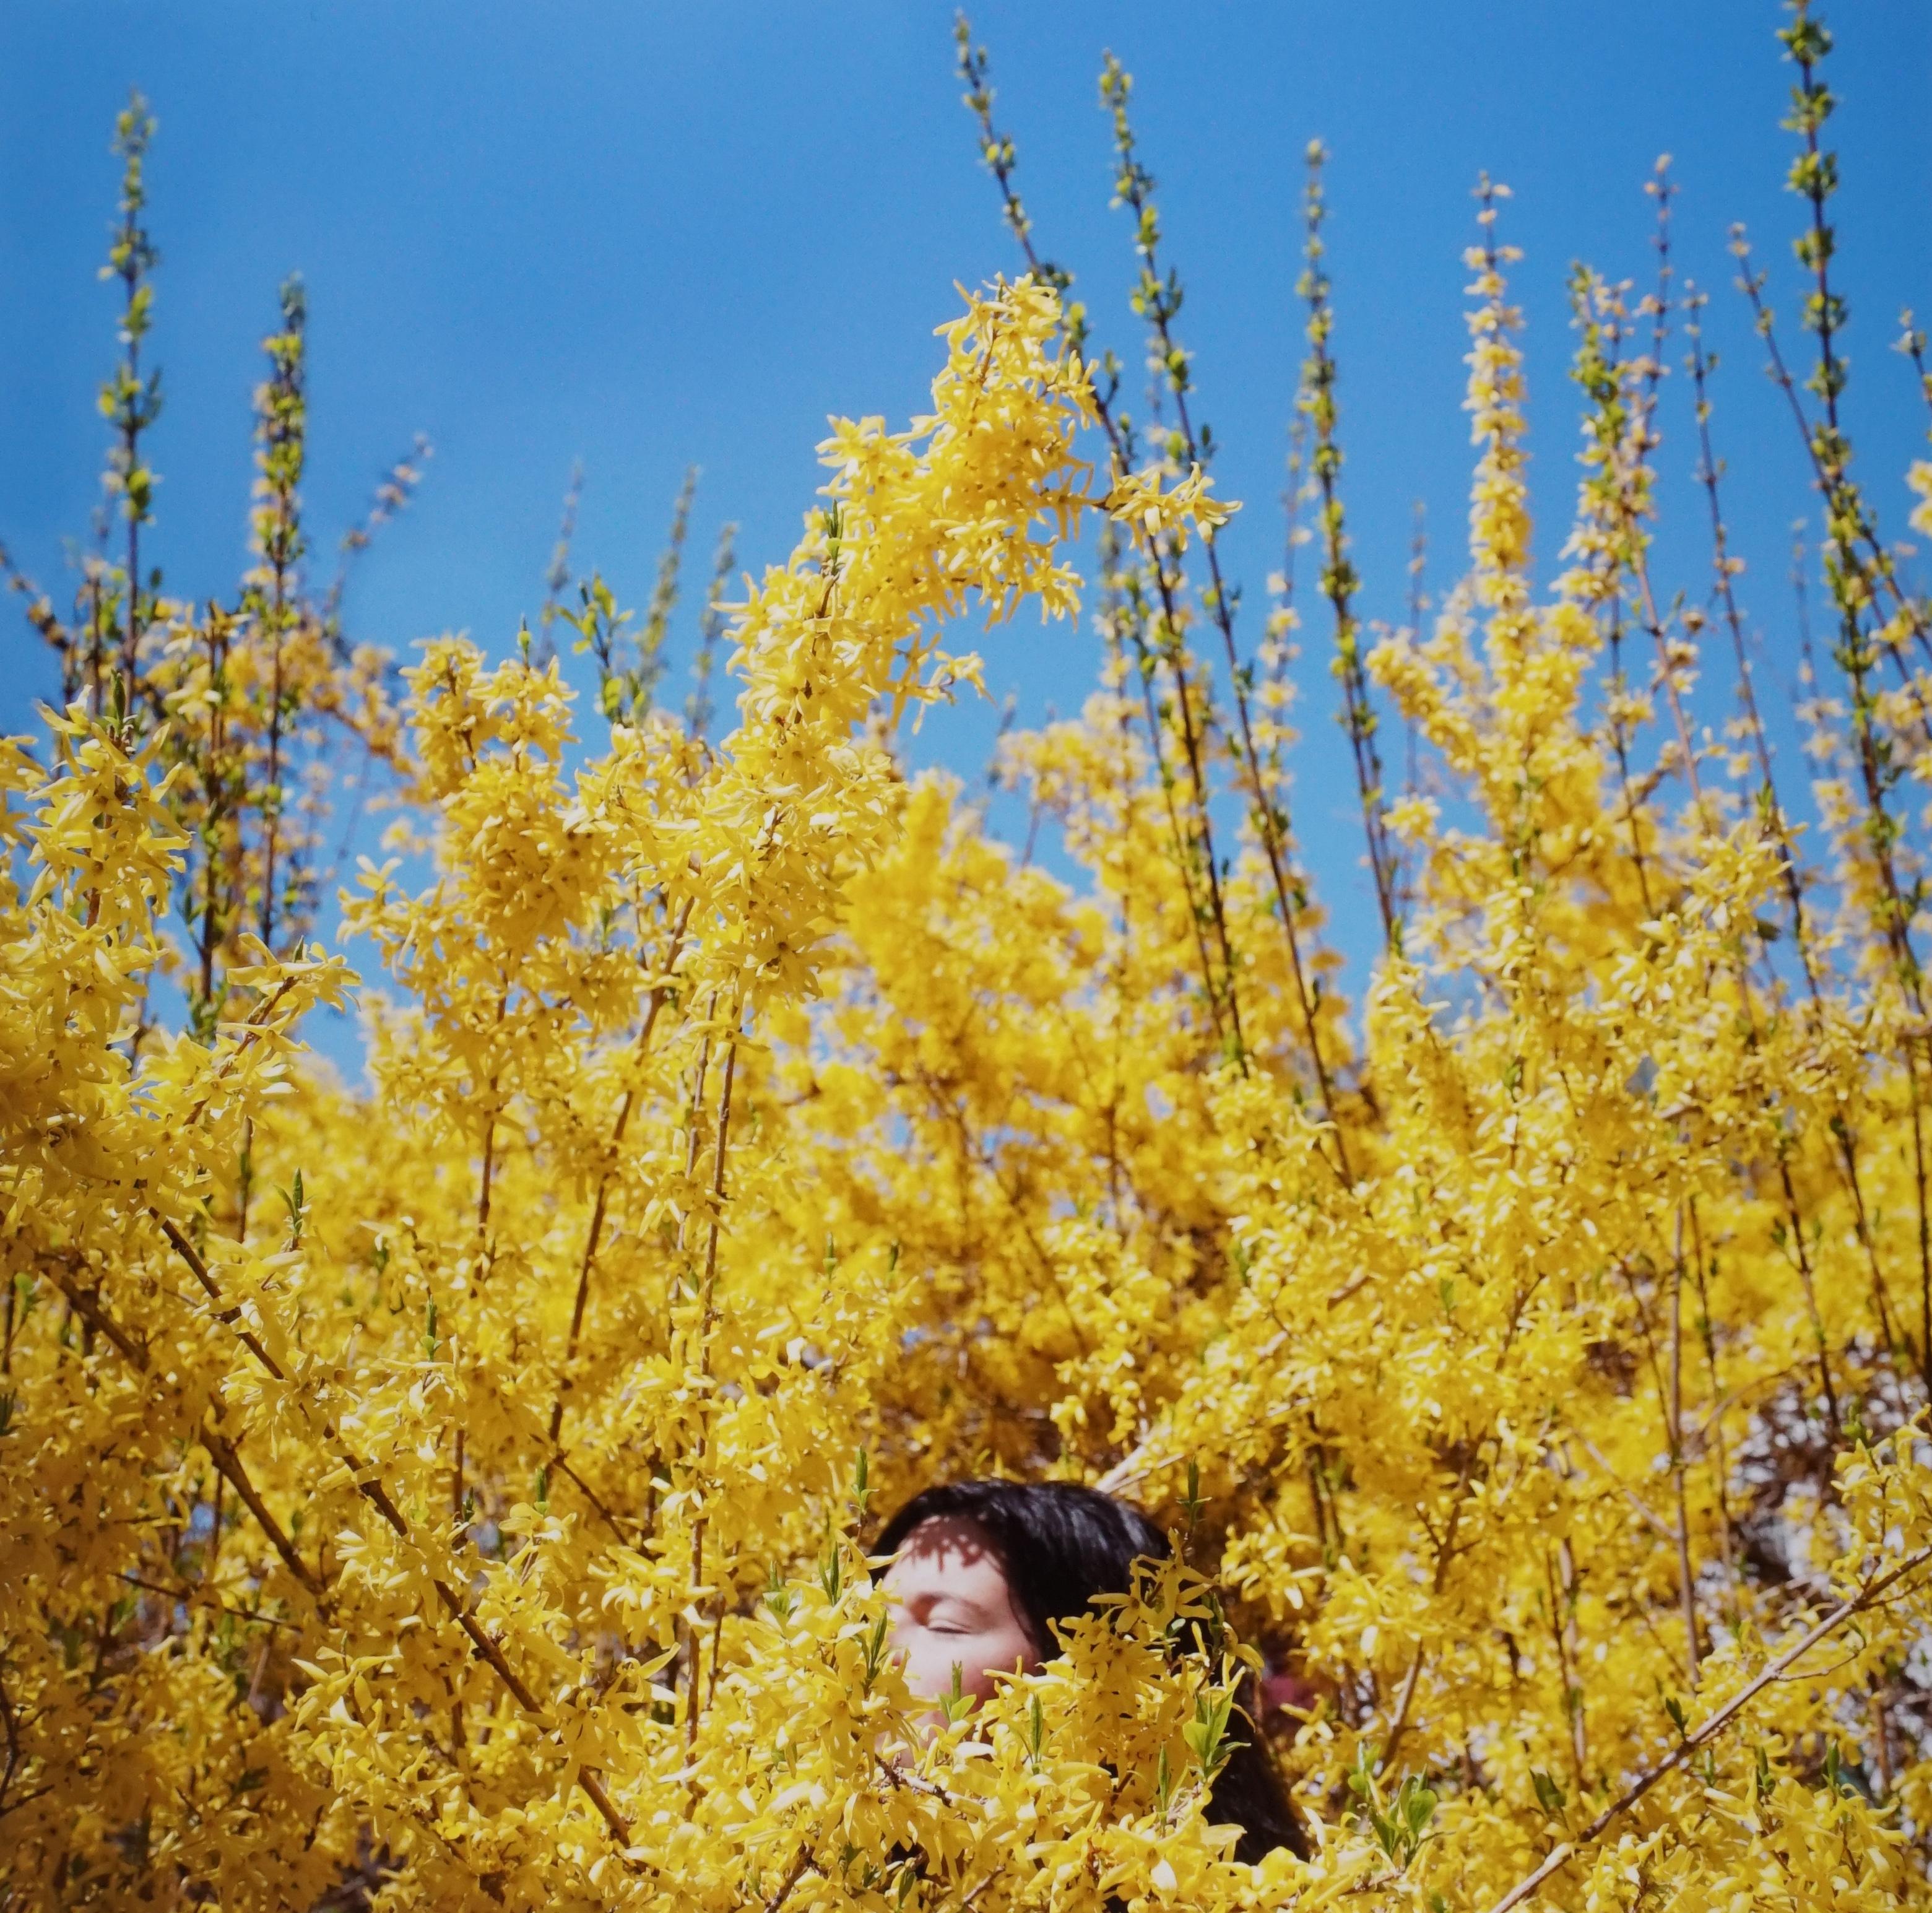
[{"xmin": 6, "ymin": 6, "xmax": 1932, "ymax": 1908}]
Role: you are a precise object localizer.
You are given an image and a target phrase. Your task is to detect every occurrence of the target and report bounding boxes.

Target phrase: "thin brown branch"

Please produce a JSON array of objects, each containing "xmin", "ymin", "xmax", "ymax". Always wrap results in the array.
[
  {"xmin": 156, "ymin": 1212, "xmax": 284, "ymax": 1381},
  {"xmin": 1481, "ymin": 1545, "xmax": 1932, "ymax": 1913},
  {"xmin": 118, "ymin": 1571, "xmax": 301, "ymax": 1633},
  {"xmin": 1668, "ymin": 1207, "xmax": 1702, "ymax": 1685},
  {"xmin": 685, "ymin": 1010, "xmax": 742, "ymax": 1777},
  {"xmin": 548, "ymin": 896, "xmax": 693, "ymax": 1447}
]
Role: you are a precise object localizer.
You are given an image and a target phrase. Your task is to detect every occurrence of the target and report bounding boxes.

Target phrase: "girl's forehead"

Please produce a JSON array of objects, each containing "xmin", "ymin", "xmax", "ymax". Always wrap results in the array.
[{"xmin": 890, "ymin": 1514, "xmax": 1008, "ymax": 1584}]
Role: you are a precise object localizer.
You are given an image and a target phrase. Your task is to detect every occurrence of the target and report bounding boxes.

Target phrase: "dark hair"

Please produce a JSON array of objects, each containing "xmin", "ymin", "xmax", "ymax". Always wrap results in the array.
[{"xmin": 875, "ymin": 1480, "xmax": 1305, "ymax": 1864}]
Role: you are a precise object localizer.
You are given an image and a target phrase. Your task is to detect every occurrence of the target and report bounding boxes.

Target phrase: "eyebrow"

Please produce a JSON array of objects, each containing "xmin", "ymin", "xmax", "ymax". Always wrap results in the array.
[{"xmin": 908, "ymin": 1585, "xmax": 1011, "ymax": 1626}]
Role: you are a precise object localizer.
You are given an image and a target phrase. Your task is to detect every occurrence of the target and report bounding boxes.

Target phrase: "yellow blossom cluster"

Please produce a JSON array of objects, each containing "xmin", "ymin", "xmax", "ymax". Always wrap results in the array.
[{"xmin": 5, "ymin": 173, "xmax": 1932, "ymax": 1913}]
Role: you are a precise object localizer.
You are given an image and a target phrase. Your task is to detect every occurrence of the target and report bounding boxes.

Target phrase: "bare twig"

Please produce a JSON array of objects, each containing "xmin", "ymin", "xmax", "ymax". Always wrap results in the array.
[{"xmin": 1482, "ymin": 1545, "xmax": 1932, "ymax": 1913}]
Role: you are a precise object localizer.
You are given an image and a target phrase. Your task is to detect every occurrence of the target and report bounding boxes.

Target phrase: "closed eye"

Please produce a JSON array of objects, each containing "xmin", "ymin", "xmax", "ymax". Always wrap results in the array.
[{"xmin": 911, "ymin": 1599, "xmax": 986, "ymax": 1633}]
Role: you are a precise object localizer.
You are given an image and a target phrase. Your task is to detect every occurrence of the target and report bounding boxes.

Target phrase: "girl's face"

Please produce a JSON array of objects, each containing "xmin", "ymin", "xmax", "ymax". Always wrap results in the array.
[{"xmin": 883, "ymin": 1514, "xmax": 1040, "ymax": 1709}]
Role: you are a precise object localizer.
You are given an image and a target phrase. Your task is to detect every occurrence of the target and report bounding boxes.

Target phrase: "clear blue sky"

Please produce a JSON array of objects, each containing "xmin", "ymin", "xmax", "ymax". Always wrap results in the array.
[{"xmin": 2, "ymin": 2, "xmax": 1928, "ymax": 1057}]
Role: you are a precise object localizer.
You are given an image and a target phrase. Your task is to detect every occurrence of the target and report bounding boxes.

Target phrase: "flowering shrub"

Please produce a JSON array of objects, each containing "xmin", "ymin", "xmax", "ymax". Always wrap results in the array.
[{"xmin": 4, "ymin": 6, "xmax": 1932, "ymax": 1909}]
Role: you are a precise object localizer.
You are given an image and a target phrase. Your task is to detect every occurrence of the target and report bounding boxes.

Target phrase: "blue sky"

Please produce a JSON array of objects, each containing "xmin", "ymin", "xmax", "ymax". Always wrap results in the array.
[{"xmin": 2, "ymin": 2, "xmax": 1928, "ymax": 1062}]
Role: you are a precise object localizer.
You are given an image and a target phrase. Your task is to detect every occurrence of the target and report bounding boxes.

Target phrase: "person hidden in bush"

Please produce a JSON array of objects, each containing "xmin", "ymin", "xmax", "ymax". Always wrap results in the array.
[{"xmin": 875, "ymin": 1480, "xmax": 1306, "ymax": 1865}]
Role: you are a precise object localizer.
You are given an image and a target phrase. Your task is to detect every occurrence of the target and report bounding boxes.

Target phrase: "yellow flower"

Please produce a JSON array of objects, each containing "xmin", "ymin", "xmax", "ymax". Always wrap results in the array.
[{"xmin": 1107, "ymin": 461, "xmax": 1238, "ymax": 550}]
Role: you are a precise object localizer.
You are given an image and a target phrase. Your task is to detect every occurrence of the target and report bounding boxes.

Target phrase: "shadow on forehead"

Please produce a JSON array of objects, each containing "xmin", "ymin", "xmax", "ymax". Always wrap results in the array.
[{"xmin": 895, "ymin": 1512, "xmax": 1000, "ymax": 1571}]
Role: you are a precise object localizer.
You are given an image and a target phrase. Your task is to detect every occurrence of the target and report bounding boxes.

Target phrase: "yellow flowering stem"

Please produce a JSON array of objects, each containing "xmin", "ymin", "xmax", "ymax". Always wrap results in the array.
[
  {"xmin": 1775, "ymin": 1150, "xmax": 1842, "ymax": 1428},
  {"xmin": 547, "ymin": 893, "xmax": 695, "ymax": 1447},
  {"xmin": 150, "ymin": 1208, "xmax": 631, "ymax": 1842},
  {"xmin": 1093, "ymin": 79, "xmax": 1246, "ymax": 1048},
  {"xmin": 912, "ymin": 1059, "xmax": 1093, "ymax": 1356},
  {"xmin": 1626, "ymin": 165, "xmax": 1710, "ymax": 825},
  {"xmin": 191, "ymin": 607, "xmax": 238, "ymax": 1038},
  {"xmin": 156, "ymin": 1212, "xmax": 284, "ymax": 1382},
  {"xmin": 475, "ymin": 982, "xmax": 509, "ymax": 1239},
  {"xmin": 685, "ymin": 520, "xmax": 737, "ymax": 741},
  {"xmin": 1685, "ymin": 1201, "xmax": 1745, "ymax": 1625},
  {"xmin": 1301, "ymin": 139, "xmax": 1401, "ymax": 951},
  {"xmin": 1215, "ymin": 442, "xmax": 1355, "ymax": 1153},
  {"xmin": 957, "ymin": 36, "xmax": 1263, "ymax": 1070},
  {"xmin": 1099, "ymin": 56, "xmax": 1279, "ymax": 1065},
  {"xmin": 1770, "ymin": 15, "xmax": 1932, "ymax": 1395},
  {"xmin": 685, "ymin": 1011, "xmax": 742, "ymax": 1774},
  {"xmin": 1146, "ymin": 596, "xmax": 1245, "ymax": 1061},
  {"xmin": 1686, "ymin": 282, "xmax": 1819, "ymax": 990},
  {"xmin": 532, "ymin": 459, "xmax": 583, "ymax": 667},
  {"xmin": 1559, "ymin": 1540, "xmax": 1588, "ymax": 1779},
  {"xmin": 1564, "ymin": 268, "xmax": 1644, "ymax": 836},
  {"xmin": 1132, "ymin": 615, "xmax": 1234, "ymax": 1058},
  {"xmin": 342, "ymin": 1456, "xmax": 633, "ymax": 1843},
  {"xmin": 1483, "ymin": 1540, "xmax": 1932, "ymax": 1913},
  {"xmin": 1718, "ymin": 256, "xmax": 1930, "ymax": 1370},
  {"xmin": 1735, "ymin": 227, "xmax": 1928, "ymax": 976},
  {"xmin": 1096, "ymin": 523, "xmax": 1233, "ymax": 1055},
  {"xmin": 1778, "ymin": 0, "xmax": 1932, "ymax": 677},
  {"xmin": 1692, "ymin": 295, "xmax": 1901, "ymax": 1345},
  {"xmin": 1732, "ymin": 234, "xmax": 1932, "ymax": 696},
  {"xmin": 247, "ymin": 279, "xmax": 308, "ymax": 951},
  {"xmin": 105, "ymin": 92, "xmax": 160, "ymax": 688},
  {"xmin": 955, "ymin": 19, "xmax": 1079, "ymax": 350},
  {"xmin": 179, "ymin": 972, "xmax": 302, "ymax": 1129},
  {"xmin": 1107, "ymin": 73, "xmax": 1363, "ymax": 1097},
  {"xmin": 48, "ymin": 1256, "xmax": 325, "ymax": 1600},
  {"xmin": 636, "ymin": 466, "xmax": 696, "ymax": 710},
  {"xmin": 1666, "ymin": 1209, "xmax": 1701, "ymax": 1686},
  {"xmin": 1691, "ymin": 450, "xmax": 1900, "ymax": 1379},
  {"xmin": 426, "ymin": 1527, "xmax": 630, "ymax": 1837},
  {"xmin": 696, "ymin": 1024, "xmax": 739, "ymax": 1348},
  {"xmin": 1381, "ymin": 1439, "xmax": 1478, "ymax": 1773},
  {"xmin": 956, "ymin": 1863, "xmax": 1007, "ymax": 1911}
]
